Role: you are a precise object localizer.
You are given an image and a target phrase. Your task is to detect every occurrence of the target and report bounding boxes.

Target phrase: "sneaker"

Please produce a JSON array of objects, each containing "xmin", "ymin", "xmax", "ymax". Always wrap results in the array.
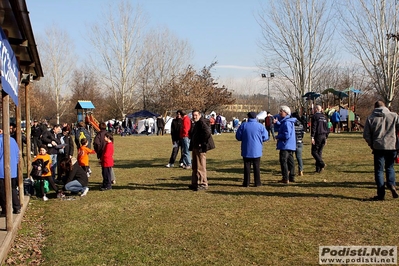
[
  {"xmin": 13, "ymin": 209, "xmax": 21, "ymax": 214},
  {"xmin": 111, "ymin": 180, "xmax": 116, "ymax": 184},
  {"xmin": 277, "ymin": 179, "xmax": 289, "ymax": 184},
  {"xmin": 195, "ymin": 185, "xmax": 208, "ymax": 191},
  {"xmin": 100, "ymin": 187, "xmax": 112, "ymax": 191},
  {"xmin": 298, "ymin": 171, "xmax": 303, "ymax": 176},
  {"xmin": 180, "ymin": 163, "xmax": 184, "ymax": 168},
  {"xmin": 165, "ymin": 163, "xmax": 174, "ymax": 168},
  {"xmin": 57, "ymin": 192, "xmax": 65, "ymax": 199},
  {"xmin": 81, "ymin": 187, "xmax": 89, "ymax": 197},
  {"xmin": 43, "ymin": 195, "xmax": 49, "ymax": 201},
  {"xmin": 183, "ymin": 165, "xmax": 192, "ymax": 170}
]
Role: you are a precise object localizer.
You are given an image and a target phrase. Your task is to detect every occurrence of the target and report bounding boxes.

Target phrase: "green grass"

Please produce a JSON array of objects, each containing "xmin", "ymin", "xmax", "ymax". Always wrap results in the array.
[{"xmin": 8, "ymin": 132, "xmax": 399, "ymax": 265}]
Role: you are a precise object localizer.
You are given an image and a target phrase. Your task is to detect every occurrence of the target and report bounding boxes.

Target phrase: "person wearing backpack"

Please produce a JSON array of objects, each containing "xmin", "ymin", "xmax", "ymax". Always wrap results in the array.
[{"xmin": 75, "ymin": 121, "xmax": 91, "ymax": 149}]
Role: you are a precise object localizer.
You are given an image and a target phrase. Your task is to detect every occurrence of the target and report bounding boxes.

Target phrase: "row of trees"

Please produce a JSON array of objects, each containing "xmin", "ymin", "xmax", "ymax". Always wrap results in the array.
[
  {"xmin": 27, "ymin": 1, "xmax": 235, "ymax": 124},
  {"xmin": 257, "ymin": 0, "xmax": 399, "ymax": 116}
]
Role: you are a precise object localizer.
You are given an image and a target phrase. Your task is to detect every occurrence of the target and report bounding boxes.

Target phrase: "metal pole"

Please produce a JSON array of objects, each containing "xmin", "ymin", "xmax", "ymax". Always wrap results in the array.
[{"xmin": 267, "ymin": 78, "xmax": 270, "ymax": 111}]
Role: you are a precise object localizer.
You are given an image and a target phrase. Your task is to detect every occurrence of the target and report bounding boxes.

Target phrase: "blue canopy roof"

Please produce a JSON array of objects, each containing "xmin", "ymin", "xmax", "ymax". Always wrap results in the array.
[
  {"xmin": 126, "ymin": 110, "xmax": 159, "ymax": 118},
  {"xmin": 75, "ymin": 101, "xmax": 95, "ymax": 109}
]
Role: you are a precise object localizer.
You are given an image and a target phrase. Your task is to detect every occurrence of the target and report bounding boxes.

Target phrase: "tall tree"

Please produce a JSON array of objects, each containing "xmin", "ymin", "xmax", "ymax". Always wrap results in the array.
[
  {"xmin": 257, "ymin": 0, "xmax": 337, "ymax": 109},
  {"xmin": 340, "ymin": 0, "xmax": 399, "ymax": 107},
  {"xmin": 88, "ymin": 0, "xmax": 145, "ymax": 118},
  {"xmin": 37, "ymin": 26, "xmax": 76, "ymax": 124},
  {"xmin": 138, "ymin": 27, "xmax": 193, "ymax": 112}
]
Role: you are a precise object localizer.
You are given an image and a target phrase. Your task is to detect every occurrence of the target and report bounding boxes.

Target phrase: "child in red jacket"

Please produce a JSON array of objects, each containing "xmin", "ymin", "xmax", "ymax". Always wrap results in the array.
[{"xmin": 100, "ymin": 133, "xmax": 114, "ymax": 191}]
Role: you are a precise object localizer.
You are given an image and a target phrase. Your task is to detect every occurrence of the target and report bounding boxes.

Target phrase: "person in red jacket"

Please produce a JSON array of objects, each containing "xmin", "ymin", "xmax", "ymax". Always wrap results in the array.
[
  {"xmin": 178, "ymin": 110, "xmax": 192, "ymax": 169},
  {"xmin": 100, "ymin": 133, "xmax": 114, "ymax": 191}
]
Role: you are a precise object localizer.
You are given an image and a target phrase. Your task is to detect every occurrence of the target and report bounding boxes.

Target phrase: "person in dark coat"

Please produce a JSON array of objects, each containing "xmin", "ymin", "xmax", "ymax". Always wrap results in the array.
[
  {"xmin": 41, "ymin": 124, "xmax": 62, "ymax": 181},
  {"xmin": 93, "ymin": 122, "xmax": 107, "ymax": 160},
  {"xmin": 188, "ymin": 110, "xmax": 215, "ymax": 191},
  {"xmin": 156, "ymin": 115, "xmax": 166, "ymax": 136},
  {"xmin": 57, "ymin": 125, "xmax": 74, "ymax": 181},
  {"xmin": 166, "ymin": 112, "xmax": 183, "ymax": 167},
  {"xmin": 31, "ymin": 120, "xmax": 43, "ymax": 156},
  {"xmin": 235, "ymin": 112, "xmax": 269, "ymax": 187},
  {"xmin": 59, "ymin": 157, "xmax": 89, "ymax": 196}
]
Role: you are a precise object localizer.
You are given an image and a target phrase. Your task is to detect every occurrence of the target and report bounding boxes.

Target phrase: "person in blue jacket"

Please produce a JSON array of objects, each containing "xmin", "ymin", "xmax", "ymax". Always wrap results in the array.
[
  {"xmin": 0, "ymin": 131, "xmax": 21, "ymax": 214},
  {"xmin": 274, "ymin": 106, "xmax": 297, "ymax": 183},
  {"xmin": 236, "ymin": 112, "xmax": 269, "ymax": 187}
]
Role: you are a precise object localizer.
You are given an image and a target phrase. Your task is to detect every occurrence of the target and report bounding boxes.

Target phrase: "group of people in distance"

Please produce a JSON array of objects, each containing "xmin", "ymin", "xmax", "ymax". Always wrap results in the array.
[
  {"xmin": 235, "ymin": 105, "xmax": 327, "ymax": 186},
  {"xmin": 27, "ymin": 121, "xmax": 115, "ymax": 201}
]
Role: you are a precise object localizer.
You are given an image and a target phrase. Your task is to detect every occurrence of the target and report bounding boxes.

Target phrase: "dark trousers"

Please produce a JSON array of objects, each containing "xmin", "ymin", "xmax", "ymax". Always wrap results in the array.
[
  {"xmin": 266, "ymin": 127, "xmax": 275, "ymax": 140},
  {"xmin": 211, "ymin": 125, "xmax": 216, "ymax": 134},
  {"xmin": 216, "ymin": 124, "xmax": 221, "ymax": 134},
  {"xmin": 32, "ymin": 136, "xmax": 41, "ymax": 155},
  {"xmin": 102, "ymin": 167, "xmax": 112, "ymax": 189},
  {"xmin": 311, "ymin": 135, "xmax": 326, "ymax": 171},
  {"xmin": 0, "ymin": 178, "xmax": 21, "ymax": 213},
  {"xmin": 279, "ymin": 150, "xmax": 295, "ymax": 181},
  {"xmin": 243, "ymin": 157, "xmax": 261, "ymax": 186},
  {"xmin": 157, "ymin": 127, "xmax": 164, "ymax": 136},
  {"xmin": 168, "ymin": 140, "xmax": 182, "ymax": 164}
]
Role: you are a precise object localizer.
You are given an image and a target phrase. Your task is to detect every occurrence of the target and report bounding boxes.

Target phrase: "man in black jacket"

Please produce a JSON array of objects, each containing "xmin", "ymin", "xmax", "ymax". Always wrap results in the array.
[
  {"xmin": 166, "ymin": 113, "xmax": 183, "ymax": 168},
  {"xmin": 31, "ymin": 120, "xmax": 42, "ymax": 156},
  {"xmin": 311, "ymin": 105, "xmax": 329, "ymax": 173},
  {"xmin": 188, "ymin": 110, "xmax": 215, "ymax": 191},
  {"xmin": 41, "ymin": 124, "xmax": 62, "ymax": 180}
]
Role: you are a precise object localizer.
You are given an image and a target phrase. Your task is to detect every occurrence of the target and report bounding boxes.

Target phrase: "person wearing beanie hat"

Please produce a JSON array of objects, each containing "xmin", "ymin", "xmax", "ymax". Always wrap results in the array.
[
  {"xmin": 276, "ymin": 105, "xmax": 297, "ymax": 183},
  {"xmin": 236, "ymin": 111, "xmax": 269, "ymax": 187}
]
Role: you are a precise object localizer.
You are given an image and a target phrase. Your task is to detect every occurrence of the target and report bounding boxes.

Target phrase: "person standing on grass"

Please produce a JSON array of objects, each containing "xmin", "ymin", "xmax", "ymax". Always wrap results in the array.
[
  {"xmin": 275, "ymin": 106, "xmax": 297, "ymax": 184},
  {"xmin": 188, "ymin": 110, "xmax": 215, "ymax": 191},
  {"xmin": 179, "ymin": 110, "xmax": 192, "ymax": 169},
  {"xmin": 0, "ymin": 131, "xmax": 21, "ymax": 214},
  {"xmin": 100, "ymin": 133, "xmax": 114, "ymax": 191},
  {"xmin": 235, "ymin": 112, "xmax": 268, "ymax": 187},
  {"xmin": 265, "ymin": 112, "xmax": 275, "ymax": 141},
  {"xmin": 292, "ymin": 112, "xmax": 305, "ymax": 177},
  {"xmin": 93, "ymin": 122, "xmax": 107, "ymax": 160},
  {"xmin": 78, "ymin": 138, "xmax": 96, "ymax": 177},
  {"xmin": 363, "ymin": 100, "xmax": 399, "ymax": 201},
  {"xmin": 311, "ymin": 105, "xmax": 329, "ymax": 173},
  {"xmin": 166, "ymin": 112, "xmax": 183, "ymax": 168}
]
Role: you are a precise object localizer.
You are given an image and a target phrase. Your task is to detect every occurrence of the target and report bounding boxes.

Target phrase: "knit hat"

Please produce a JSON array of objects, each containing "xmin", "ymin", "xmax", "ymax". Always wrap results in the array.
[
  {"xmin": 280, "ymin": 106, "xmax": 291, "ymax": 115},
  {"xmin": 247, "ymin": 112, "xmax": 257, "ymax": 119}
]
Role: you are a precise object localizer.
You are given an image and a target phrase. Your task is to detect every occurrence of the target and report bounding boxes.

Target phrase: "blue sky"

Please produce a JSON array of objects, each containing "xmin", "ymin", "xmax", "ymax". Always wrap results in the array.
[{"xmin": 26, "ymin": 0, "xmax": 265, "ymax": 93}]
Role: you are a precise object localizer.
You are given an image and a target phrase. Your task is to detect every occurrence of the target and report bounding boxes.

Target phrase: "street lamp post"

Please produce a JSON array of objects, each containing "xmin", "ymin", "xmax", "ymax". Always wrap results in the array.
[{"xmin": 261, "ymin": 73, "xmax": 274, "ymax": 111}]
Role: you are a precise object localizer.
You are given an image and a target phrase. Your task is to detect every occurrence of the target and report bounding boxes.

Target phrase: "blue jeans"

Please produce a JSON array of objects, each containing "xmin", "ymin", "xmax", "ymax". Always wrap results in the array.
[
  {"xmin": 65, "ymin": 180, "xmax": 86, "ymax": 193},
  {"xmin": 50, "ymin": 154, "xmax": 57, "ymax": 180},
  {"xmin": 295, "ymin": 142, "xmax": 303, "ymax": 171},
  {"xmin": 181, "ymin": 137, "xmax": 191, "ymax": 166},
  {"xmin": 373, "ymin": 150, "xmax": 397, "ymax": 199}
]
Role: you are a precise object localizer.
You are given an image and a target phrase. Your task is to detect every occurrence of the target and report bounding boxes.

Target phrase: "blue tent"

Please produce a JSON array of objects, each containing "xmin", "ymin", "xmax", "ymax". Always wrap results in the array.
[{"xmin": 126, "ymin": 110, "xmax": 159, "ymax": 118}]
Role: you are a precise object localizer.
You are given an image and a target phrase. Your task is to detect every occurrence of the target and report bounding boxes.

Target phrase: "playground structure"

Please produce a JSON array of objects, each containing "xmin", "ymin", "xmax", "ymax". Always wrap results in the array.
[{"xmin": 75, "ymin": 100, "xmax": 100, "ymax": 133}]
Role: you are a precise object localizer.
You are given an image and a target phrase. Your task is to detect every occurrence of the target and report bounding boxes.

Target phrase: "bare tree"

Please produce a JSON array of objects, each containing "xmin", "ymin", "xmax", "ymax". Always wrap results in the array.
[
  {"xmin": 340, "ymin": 0, "xmax": 399, "ymax": 107},
  {"xmin": 37, "ymin": 26, "xmax": 76, "ymax": 124},
  {"xmin": 87, "ymin": 0, "xmax": 145, "ymax": 118},
  {"xmin": 256, "ymin": 0, "xmax": 337, "ymax": 110},
  {"xmin": 138, "ymin": 27, "xmax": 193, "ymax": 112}
]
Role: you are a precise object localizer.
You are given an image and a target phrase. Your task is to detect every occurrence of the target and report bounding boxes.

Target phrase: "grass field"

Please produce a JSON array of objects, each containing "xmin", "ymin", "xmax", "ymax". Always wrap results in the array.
[{"xmin": 6, "ymin": 132, "xmax": 399, "ymax": 265}]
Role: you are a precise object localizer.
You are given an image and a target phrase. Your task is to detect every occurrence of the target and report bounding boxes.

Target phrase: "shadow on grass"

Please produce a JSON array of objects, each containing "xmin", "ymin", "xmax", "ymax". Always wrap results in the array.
[{"xmin": 206, "ymin": 190, "xmax": 362, "ymax": 200}]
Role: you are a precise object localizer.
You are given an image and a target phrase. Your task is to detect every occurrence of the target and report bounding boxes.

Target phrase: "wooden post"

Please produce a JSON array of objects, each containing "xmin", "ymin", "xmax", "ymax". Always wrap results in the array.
[{"xmin": 3, "ymin": 90, "xmax": 13, "ymax": 231}]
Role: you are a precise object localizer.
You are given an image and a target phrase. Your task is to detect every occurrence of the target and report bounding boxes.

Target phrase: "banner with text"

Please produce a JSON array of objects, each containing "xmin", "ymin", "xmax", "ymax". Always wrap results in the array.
[{"xmin": 0, "ymin": 27, "xmax": 19, "ymax": 106}]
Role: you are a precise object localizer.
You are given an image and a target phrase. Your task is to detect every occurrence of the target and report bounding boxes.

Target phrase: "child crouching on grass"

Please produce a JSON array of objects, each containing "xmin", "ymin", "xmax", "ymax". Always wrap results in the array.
[
  {"xmin": 100, "ymin": 133, "xmax": 114, "ymax": 191},
  {"xmin": 78, "ymin": 138, "xmax": 96, "ymax": 177}
]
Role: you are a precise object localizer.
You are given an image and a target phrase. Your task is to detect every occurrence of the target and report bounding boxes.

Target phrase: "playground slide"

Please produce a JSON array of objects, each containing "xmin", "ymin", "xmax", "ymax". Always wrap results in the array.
[{"xmin": 86, "ymin": 114, "xmax": 100, "ymax": 132}]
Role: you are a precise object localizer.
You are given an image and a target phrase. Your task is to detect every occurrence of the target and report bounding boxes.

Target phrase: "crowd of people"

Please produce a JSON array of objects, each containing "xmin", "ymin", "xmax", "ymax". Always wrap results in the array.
[
  {"xmin": 24, "ymin": 120, "xmax": 115, "ymax": 201},
  {"xmin": 1, "ymin": 99, "xmax": 396, "ymax": 211}
]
